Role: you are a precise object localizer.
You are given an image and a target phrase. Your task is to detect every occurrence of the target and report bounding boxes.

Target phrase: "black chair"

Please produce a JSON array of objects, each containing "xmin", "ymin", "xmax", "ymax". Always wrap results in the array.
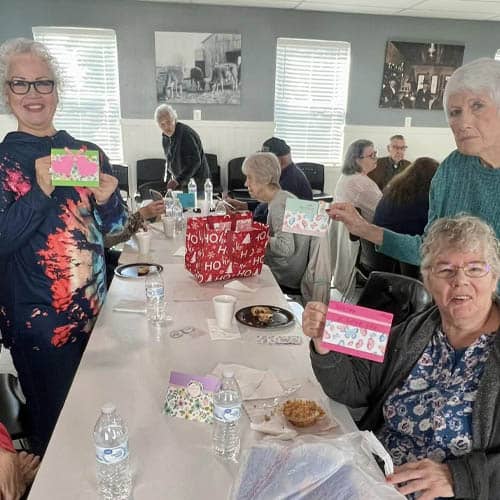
[
  {"xmin": 356, "ymin": 271, "xmax": 433, "ymax": 326},
  {"xmin": 136, "ymin": 158, "xmax": 166, "ymax": 186},
  {"xmin": 296, "ymin": 162, "xmax": 333, "ymax": 202},
  {"xmin": 137, "ymin": 180, "xmax": 167, "ymax": 201},
  {"xmin": 111, "ymin": 164, "xmax": 129, "ymax": 193},
  {"xmin": 205, "ymin": 153, "xmax": 222, "ymax": 194},
  {"xmin": 227, "ymin": 156, "xmax": 252, "ymax": 200}
]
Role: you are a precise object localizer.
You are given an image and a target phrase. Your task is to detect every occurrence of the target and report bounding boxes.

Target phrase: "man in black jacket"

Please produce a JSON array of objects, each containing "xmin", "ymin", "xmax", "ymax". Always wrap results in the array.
[{"xmin": 155, "ymin": 104, "xmax": 210, "ymax": 191}]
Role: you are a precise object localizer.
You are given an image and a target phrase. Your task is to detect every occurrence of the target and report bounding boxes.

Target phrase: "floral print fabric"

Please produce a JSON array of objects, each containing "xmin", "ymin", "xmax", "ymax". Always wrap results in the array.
[{"xmin": 378, "ymin": 328, "xmax": 494, "ymax": 466}]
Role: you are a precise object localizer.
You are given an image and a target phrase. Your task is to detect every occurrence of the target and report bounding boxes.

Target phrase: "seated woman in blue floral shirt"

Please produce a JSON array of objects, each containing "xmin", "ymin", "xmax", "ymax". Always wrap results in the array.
[{"xmin": 302, "ymin": 215, "xmax": 500, "ymax": 500}]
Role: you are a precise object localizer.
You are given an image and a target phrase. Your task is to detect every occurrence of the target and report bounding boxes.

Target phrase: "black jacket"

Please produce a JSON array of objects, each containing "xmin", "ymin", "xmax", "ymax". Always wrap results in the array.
[{"xmin": 162, "ymin": 121, "xmax": 209, "ymax": 190}]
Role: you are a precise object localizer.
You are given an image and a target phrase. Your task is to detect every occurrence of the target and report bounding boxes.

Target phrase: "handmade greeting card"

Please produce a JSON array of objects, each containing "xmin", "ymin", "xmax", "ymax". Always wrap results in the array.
[
  {"xmin": 51, "ymin": 147, "xmax": 99, "ymax": 187},
  {"xmin": 164, "ymin": 371, "xmax": 220, "ymax": 423},
  {"xmin": 321, "ymin": 301, "xmax": 393, "ymax": 363},
  {"xmin": 282, "ymin": 198, "xmax": 329, "ymax": 237}
]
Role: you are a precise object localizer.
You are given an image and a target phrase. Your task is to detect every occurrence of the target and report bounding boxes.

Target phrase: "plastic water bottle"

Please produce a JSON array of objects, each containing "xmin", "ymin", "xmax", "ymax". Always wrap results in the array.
[
  {"xmin": 204, "ymin": 178, "xmax": 213, "ymax": 211},
  {"xmin": 94, "ymin": 403, "xmax": 132, "ymax": 500},
  {"xmin": 164, "ymin": 189, "xmax": 175, "ymax": 218},
  {"xmin": 172, "ymin": 196, "xmax": 184, "ymax": 234},
  {"xmin": 213, "ymin": 369, "xmax": 242, "ymax": 460},
  {"xmin": 145, "ymin": 269, "xmax": 167, "ymax": 325},
  {"xmin": 188, "ymin": 177, "xmax": 197, "ymax": 210}
]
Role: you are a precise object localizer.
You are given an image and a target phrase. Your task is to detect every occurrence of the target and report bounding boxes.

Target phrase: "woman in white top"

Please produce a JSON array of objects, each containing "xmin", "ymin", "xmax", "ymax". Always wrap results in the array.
[{"xmin": 334, "ymin": 139, "xmax": 382, "ymax": 222}]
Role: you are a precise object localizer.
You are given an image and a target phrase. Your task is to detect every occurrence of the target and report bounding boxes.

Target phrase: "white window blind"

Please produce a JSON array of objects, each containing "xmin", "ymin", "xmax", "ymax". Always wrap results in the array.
[
  {"xmin": 274, "ymin": 38, "xmax": 350, "ymax": 166},
  {"xmin": 32, "ymin": 27, "xmax": 124, "ymax": 163}
]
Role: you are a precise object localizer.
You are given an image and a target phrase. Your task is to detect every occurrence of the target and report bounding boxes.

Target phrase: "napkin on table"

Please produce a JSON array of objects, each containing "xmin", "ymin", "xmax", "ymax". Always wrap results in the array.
[
  {"xmin": 112, "ymin": 299, "xmax": 146, "ymax": 314},
  {"xmin": 223, "ymin": 280, "xmax": 257, "ymax": 293},
  {"xmin": 207, "ymin": 319, "xmax": 241, "ymax": 340}
]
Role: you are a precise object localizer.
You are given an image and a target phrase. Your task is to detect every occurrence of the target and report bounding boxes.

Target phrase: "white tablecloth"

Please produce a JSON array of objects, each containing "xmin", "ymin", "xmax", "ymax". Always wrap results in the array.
[{"xmin": 29, "ymin": 229, "xmax": 358, "ymax": 500}]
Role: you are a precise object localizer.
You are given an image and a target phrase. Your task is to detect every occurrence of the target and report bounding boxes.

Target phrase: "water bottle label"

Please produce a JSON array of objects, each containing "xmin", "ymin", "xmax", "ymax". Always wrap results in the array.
[
  {"xmin": 146, "ymin": 286, "xmax": 164, "ymax": 299},
  {"xmin": 213, "ymin": 404, "xmax": 241, "ymax": 423},
  {"xmin": 96, "ymin": 442, "xmax": 129, "ymax": 465}
]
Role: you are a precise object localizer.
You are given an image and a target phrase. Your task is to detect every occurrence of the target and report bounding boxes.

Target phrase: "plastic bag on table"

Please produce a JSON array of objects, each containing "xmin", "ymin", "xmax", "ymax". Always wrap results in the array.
[{"xmin": 231, "ymin": 431, "xmax": 404, "ymax": 500}]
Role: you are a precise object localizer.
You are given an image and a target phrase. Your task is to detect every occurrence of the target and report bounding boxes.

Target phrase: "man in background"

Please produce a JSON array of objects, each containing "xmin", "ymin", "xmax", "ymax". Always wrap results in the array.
[
  {"xmin": 226, "ymin": 137, "xmax": 313, "ymax": 222},
  {"xmin": 368, "ymin": 134, "xmax": 410, "ymax": 191}
]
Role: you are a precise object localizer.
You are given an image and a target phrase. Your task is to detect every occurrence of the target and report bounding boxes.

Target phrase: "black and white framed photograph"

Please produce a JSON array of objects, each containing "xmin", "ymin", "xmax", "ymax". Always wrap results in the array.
[
  {"xmin": 155, "ymin": 31, "xmax": 241, "ymax": 105},
  {"xmin": 379, "ymin": 40, "xmax": 465, "ymax": 110}
]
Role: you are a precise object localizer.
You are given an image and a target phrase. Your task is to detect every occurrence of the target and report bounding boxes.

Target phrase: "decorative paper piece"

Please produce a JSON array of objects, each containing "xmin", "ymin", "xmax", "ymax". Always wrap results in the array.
[
  {"xmin": 164, "ymin": 371, "xmax": 220, "ymax": 423},
  {"xmin": 321, "ymin": 301, "xmax": 393, "ymax": 363},
  {"xmin": 51, "ymin": 147, "xmax": 99, "ymax": 187},
  {"xmin": 178, "ymin": 193, "xmax": 195, "ymax": 208},
  {"xmin": 207, "ymin": 318, "xmax": 241, "ymax": 340},
  {"xmin": 282, "ymin": 198, "xmax": 329, "ymax": 237},
  {"xmin": 255, "ymin": 335, "xmax": 302, "ymax": 345}
]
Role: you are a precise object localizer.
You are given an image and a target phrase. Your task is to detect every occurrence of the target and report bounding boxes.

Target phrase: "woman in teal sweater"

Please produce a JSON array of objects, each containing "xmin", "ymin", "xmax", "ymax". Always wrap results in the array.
[{"xmin": 330, "ymin": 58, "xmax": 500, "ymax": 278}]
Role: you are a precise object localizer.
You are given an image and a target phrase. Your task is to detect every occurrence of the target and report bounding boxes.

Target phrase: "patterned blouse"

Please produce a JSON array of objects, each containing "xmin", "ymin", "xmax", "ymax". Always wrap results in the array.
[{"xmin": 377, "ymin": 327, "xmax": 495, "ymax": 466}]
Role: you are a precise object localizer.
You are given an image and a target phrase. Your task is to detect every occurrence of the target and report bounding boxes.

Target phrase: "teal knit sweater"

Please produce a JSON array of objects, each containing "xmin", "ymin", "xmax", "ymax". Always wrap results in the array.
[{"xmin": 380, "ymin": 150, "xmax": 500, "ymax": 266}]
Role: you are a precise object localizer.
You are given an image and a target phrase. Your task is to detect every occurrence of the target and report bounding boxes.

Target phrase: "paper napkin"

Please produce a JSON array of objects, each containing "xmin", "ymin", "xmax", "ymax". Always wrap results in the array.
[
  {"xmin": 207, "ymin": 318, "xmax": 241, "ymax": 340},
  {"xmin": 223, "ymin": 280, "xmax": 257, "ymax": 293}
]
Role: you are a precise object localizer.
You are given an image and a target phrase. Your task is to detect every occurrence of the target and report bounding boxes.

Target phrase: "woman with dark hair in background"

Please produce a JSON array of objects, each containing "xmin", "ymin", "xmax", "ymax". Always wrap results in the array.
[{"xmin": 367, "ymin": 157, "xmax": 439, "ymax": 277}]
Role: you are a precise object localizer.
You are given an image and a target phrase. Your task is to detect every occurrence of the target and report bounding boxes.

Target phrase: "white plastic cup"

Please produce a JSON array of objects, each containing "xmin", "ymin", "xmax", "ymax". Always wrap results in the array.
[
  {"xmin": 162, "ymin": 216, "xmax": 176, "ymax": 238},
  {"xmin": 136, "ymin": 231, "xmax": 152, "ymax": 255},
  {"xmin": 213, "ymin": 295, "xmax": 237, "ymax": 330}
]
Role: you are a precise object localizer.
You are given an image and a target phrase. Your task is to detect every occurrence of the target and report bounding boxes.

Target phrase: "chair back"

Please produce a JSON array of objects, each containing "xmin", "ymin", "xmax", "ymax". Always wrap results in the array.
[
  {"xmin": 296, "ymin": 162, "xmax": 325, "ymax": 192},
  {"xmin": 227, "ymin": 156, "xmax": 247, "ymax": 190},
  {"xmin": 111, "ymin": 164, "xmax": 129, "ymax": 192},
  {"xmin": 356, "ymin": 271, "xmax": 433, "ymax": 326},
  {"xmin": 0, "ymin": 372, "xmax": 27, "ymax": 441},
  {"xmin": 136, "ymin": 158, "xmax": 166, "ymax": 185},
  {"xmin": 205, "ymin": 153, "xmax": 222, "ymax": 193}
]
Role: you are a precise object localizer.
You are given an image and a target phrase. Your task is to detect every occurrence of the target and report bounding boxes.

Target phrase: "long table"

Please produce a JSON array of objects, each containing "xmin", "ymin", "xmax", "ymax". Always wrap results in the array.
[{"xmin": 29, "ymin": 226, "xmax": 358, "ymax": 499}]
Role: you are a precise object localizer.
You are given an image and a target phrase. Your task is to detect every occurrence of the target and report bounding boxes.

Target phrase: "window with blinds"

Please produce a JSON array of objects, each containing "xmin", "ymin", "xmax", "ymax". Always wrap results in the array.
[
  {"xmin": 274, "ymin": 38, "xmax": 350, "ymax": 166},
  {"xmin": 32, "ymin": 27, "xmax": 124, "ymax": 163}
]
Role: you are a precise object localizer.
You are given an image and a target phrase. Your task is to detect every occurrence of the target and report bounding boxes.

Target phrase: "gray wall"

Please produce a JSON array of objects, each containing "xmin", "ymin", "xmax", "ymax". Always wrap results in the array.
[{"xmin": 2, "ymin": 0, "xmax": 500, "ymax": 127}]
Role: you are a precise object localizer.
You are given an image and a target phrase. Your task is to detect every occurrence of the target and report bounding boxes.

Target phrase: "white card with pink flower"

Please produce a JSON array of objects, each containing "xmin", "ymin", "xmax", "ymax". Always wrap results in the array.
[
  {"xmin": 50, "ymin": 147, "xmax": 99, "ymax": 187},
  {"xmin": 282, "ymin": 198, "xmax": 329, "ymax": 237}
]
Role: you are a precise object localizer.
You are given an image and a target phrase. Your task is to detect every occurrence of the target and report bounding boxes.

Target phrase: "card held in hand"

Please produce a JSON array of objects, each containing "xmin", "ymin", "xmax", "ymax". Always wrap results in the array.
[
  {"xmin": 164, "ymin": 371, "xmax": 221, "ymax": 424},
  {"xmin": 321, "ymin": 301, "xmax": 393, "ymax": 363},
  {"xmin": 282, "ymin": 198, "xmax": 329, "ymax": 237},
  {"xmin": 51, "ymin": 147, "xmax": 99, "ymax": 187}
]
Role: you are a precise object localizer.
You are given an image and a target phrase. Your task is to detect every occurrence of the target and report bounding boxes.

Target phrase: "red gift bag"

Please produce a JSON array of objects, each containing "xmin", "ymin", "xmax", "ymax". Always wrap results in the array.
[{"xmin": 185, "ymin": 213, "xmax": 270, "ymax": 283}]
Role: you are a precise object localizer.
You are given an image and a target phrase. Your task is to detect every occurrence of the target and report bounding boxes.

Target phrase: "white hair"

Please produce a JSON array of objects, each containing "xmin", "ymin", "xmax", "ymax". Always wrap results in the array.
[
  {"xmin": 242, "ymin": 152, "xmax": 281, "ymax": 188},
  {"xmin": 154, "ymin": 103, "xmax": 177, "ymax": 123}
]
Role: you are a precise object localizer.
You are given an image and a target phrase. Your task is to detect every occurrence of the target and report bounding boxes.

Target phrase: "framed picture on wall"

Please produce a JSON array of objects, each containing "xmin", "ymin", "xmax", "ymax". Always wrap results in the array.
[
  {"xmin": 379, "ymin": 40, "xmax": 465, "ymax": 110},
  {"xmin": 155, "ymin": 31, "xmax": 241, "ymax": 105}
]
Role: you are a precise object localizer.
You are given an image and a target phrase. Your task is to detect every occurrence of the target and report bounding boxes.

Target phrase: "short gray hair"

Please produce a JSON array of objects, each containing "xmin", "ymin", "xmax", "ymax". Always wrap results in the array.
[
  {"xmin": 0, "ymin": 37, "xmax": 61, "ymax": 111},
  {"xmin": 342, "ymin": 139, "xmax": 374, "ymax": 175},
  {"xmin": 154, "ymin": 103, "xmax": 177, "ymax": 123},
  {"xmin": 443, "ymin": 58, "xmax": 500, "ymax": 114},
  {"xmin": 242, "ymin": 152, "xmax": 281, "ymax": 188},
  {"xmin": 421, "ymin": 214, "xmax": 500, "ymax": 280}
]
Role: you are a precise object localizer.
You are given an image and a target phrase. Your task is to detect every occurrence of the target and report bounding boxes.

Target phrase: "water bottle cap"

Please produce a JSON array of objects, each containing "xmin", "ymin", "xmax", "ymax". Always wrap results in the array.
[
  {"xmin": 101, "ymin": 403, "xmax": 116, "ymax": 414},
  {"xmin": 222, "ymin": 368, "xmax": 234, "ymax": 378}
]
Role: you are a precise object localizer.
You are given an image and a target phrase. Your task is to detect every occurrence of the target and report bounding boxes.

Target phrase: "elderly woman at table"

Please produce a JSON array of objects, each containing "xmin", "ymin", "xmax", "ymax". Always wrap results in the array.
[
  {"xmin": 329, "ymin": 58, "xmax": 500, "ymax": 285},
  {"xmin": 0, "ymin": 38, "xmax": 127, "ymax": 455},
  {"xmin": 242, "ymin": 152, "xmax": 309, "ymax": 292},
  {"xmin": 303, "ymin": 215, "xmax": 500, "ymax": 500}
]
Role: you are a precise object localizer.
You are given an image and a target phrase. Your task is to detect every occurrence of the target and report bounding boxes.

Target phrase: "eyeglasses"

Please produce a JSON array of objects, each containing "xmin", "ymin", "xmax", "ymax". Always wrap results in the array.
[
  {"xmin": 360, "ymin": 151, "xmax": 377, "ymax": 159},
  {"xmin": 430, "ymin": 261, "xmax": 491, "ymax": 279},
  {"xmin": 7, "ymin": 79, "xmax": 55, "ymax": 95},
  {"xmin": 391, "ymin": 146, "xmax": 408, "ymax": 151}
]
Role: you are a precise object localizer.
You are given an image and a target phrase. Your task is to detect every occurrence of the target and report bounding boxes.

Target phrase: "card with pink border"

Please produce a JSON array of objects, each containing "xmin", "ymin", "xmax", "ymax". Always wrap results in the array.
[{"xmin": 321, "ymin": 301, "xmax": 393, "ymax": 363}]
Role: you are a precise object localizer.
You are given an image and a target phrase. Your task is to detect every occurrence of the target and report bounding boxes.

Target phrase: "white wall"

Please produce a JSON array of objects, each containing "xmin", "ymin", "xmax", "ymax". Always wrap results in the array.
[{"xmin": 0, "ymin": 114, "xmax": 458, "ymax": 198}]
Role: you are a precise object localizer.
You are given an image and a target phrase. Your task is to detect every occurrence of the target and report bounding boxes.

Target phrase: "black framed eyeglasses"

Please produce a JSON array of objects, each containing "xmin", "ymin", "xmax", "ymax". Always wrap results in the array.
[
  {"xmin": 430, "ymin": 261, "xmax": 491, "ymax": 279},
  {"xmin": 7, "ymin": 79, "xmax": 55, "ymax": 95}
]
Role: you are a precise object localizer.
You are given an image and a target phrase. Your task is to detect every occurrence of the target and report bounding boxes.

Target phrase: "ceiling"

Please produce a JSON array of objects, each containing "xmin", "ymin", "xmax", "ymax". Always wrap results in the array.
[{"xmin": 138, "ymin": 0, "xmax": 500, "ymax": 21}]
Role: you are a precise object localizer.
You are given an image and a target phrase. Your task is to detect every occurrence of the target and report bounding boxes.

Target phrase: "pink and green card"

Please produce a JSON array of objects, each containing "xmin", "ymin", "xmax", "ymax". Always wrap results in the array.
[
  {"xmin": 321, "ymin": 300, "xmax": 393, "ymax": 363},
  {"xmin": 51, "ymin": 147, "xmax": 99, "ymax": 187}
]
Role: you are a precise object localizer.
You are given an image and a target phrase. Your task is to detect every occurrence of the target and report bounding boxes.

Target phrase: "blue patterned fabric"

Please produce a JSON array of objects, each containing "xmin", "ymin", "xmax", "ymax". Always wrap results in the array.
[{"xmin": 377, "ymin": 328, "xmax": 494, "ymax": 466}]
